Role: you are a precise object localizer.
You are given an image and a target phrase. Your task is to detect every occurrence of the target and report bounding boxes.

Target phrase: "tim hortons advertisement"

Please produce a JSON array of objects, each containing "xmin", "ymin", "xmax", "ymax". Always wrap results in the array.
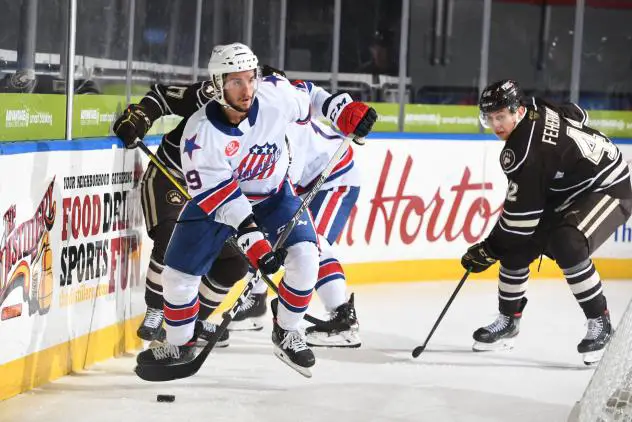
[
  {"xmin": 334, "ymin": 140, "xmax": 632, "ymax": 262},
  {"xmin": 0, "ymin": 147, "xmax": 149, "ymax": 365}
]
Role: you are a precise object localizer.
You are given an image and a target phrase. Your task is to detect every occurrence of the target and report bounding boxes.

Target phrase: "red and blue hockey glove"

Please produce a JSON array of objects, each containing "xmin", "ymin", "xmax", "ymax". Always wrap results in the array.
[
  {"xmin": 323, "ymin": 92, "xmax": 378, "ymax": 143},
  {"xmin": 236, "ymin": 219, "xmax": 285, "ymax": 275}
]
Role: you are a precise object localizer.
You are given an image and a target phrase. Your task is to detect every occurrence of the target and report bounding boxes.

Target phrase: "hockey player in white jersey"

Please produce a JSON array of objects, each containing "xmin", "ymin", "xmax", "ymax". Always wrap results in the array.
[{"xmin": 135, "ymin": 43, "xmax": 377, "ymax": 375}]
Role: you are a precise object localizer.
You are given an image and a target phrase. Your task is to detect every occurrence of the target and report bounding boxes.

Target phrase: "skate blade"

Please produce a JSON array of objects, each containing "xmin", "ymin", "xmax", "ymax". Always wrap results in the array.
[
  {"xmin": 472, "ymin": 338, "xmax": 515, "ymax": 352},
  {"xmin": 137, "ymin": 331, "xmax": 166, "ymax": 343},
  {"xmin": 306, "ymin": 331, "xmax": 361, "ymax": 348},
  {"xmin": 195, "ymin": 339, "xmax": 230, "ymax": 349},
  {"xmin": 273, "ymin": 346, "xmax": 313, "ymax": 378},
  {"xmin": 582, "ymin": 349, "xmax": 605, "ymax": 366},
  {"xmin": 196, "ymin": 338, "xmax": 229, "ymax": 348},
  {"xmin": 228, "ymin": 318, "xmax": 265, "ymax": 332}
]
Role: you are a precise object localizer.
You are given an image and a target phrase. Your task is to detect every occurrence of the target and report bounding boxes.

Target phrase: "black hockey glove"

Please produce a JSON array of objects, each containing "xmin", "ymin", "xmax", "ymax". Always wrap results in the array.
[
  {"xmin": 461, "ymin": 241, "xmax": 498, "ymax": 273},
  {"xmin": 261, "ymin": 64, "xmax": 286, "ymax": 78},
  {"xmin": 236, "ymin": 219, "xmax": 286, "ymax": 275},
  {"xmin": 113, "ymin": 104, "xmax": 151, "ymax": 149}
]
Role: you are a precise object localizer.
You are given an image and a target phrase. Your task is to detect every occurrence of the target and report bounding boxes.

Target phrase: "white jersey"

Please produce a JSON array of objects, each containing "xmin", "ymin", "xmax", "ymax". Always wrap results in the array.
[
  {"xmin": 286, "ymin": 119, "xmax": 361, "ymax": 194},
  {"xmin": 180, "ymin": 75, "xmax": 315, "ymax": 229}
]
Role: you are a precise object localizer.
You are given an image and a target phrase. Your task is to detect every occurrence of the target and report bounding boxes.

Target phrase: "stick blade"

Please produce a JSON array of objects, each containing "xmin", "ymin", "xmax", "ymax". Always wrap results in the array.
[
  {"xmin": 411, "ymin": 345, "xmax": 425, "ymax": 358},
  {"xmin": 134, "ymin": 359, "xmax": 202, "ymax": 382},
  {"xmin": 134, "ymin": 347, "xmax": 211, "ymax": 382}
]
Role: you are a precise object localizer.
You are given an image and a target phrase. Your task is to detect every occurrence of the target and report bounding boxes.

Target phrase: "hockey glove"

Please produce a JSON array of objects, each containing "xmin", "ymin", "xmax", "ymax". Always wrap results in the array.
[
  {"xmin": 261, "ymin": 64, "xmax": 286, "ymax": 78},
  {"xmin": 322, "ymin": 92, "xmax": 378, "ymax": 143},
  {"xmin": 113, "ymin": 104, "xmax": 151, "ymax": 149},
  {"xmin": 236, "ymin": 224, "xmax": 285, "ymax": 275},
  {"xmin": 461, "ymin": 241, "xmax": 498, "ymax": 273}
]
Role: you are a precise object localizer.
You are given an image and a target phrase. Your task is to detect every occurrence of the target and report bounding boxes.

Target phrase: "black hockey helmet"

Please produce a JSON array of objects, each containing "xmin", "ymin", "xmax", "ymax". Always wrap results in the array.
[{"xmin": 478, "ymin": 79, "xmax": 524, "ymax": 114}]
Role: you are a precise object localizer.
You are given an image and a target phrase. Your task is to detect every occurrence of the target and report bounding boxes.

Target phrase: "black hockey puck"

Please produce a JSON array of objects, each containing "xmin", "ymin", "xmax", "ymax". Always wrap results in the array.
[{"xmin": 156, "ymin": 394, "xmax": 175, "ymax": 402}]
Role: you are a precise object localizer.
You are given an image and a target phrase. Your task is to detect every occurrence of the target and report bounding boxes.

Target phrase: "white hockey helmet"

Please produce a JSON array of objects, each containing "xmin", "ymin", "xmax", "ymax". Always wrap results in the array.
[{"xmin": 207, "ymin": 43, "xmax": 260, "ymax": 107}]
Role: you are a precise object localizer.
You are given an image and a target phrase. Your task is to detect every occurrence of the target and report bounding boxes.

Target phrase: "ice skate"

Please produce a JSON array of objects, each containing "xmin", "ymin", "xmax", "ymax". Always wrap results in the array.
[
  {"xmin": 305, "ymin": 293, "xmax": 361, "ymax": 348},
  {"xmin": 136, "ymin": 342, "xmax": 195, "ymax": 367},
  {"xmin": 578, "ymin": 310, "xmax": 612, "ymax": 365},
  {"xmin": 473, "ymin": 299, "xmax": 527, "ymax": 352},
  {"xmin": 196, "ymin": 319, "xmax": 229, "ymax": 348},
  {"xmin": 272, "ymin": 322, "xmax": 315, "ymax": 378},
  {"xmin": 228, "ymin": 291, "xmax": 267, "ymax": 331},
  {"xmin": 137, "ymin": 307, "xmax": 166, "ymax": 342}
]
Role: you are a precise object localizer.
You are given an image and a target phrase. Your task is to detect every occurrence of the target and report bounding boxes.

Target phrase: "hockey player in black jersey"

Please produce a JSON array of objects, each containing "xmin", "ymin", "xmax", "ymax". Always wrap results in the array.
[
  {"xmin": 113, "ymin": 81, "xmax": 249, "ymax": 347},
  {"xmin": 461, "ymin": 79, "xmax": 632, "ymax": 364}
]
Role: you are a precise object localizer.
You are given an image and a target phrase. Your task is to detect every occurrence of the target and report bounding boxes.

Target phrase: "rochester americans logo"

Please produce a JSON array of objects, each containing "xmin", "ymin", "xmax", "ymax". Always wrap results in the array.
[
  {"xmin": 0, "ymin": 179, "xmax": 56, "ymax": 321},
  {"xmin": 236, "ymin": 143, "xmax": 281, "ymax": 181}
]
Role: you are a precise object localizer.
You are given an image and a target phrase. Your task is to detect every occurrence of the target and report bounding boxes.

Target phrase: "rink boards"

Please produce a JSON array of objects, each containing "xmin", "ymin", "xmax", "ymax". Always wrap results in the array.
[{"xmin": 0, "ymin": 133, "xmax": 631, "ymax": 400}]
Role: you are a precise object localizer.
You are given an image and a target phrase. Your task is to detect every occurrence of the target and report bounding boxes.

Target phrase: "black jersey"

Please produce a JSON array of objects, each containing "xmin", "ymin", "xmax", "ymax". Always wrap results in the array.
[
  {"xmin": 486, "ymin": 97, "xmax": 632, "ymax": 255},
  {"xmin": 139, "ymin": 82, "xmax": 213, "ymax": 175}
]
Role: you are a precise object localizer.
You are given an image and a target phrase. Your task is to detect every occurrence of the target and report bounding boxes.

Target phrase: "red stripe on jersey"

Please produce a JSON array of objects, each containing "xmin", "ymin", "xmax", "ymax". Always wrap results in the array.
[
  {"xmin": 317, "ymin": 187, "xmax": 347, "ymax": 235},
  {"xmin": 330, "ymin": 146, "xmax": 354, "ymax": 176},
  {"xmin": 198, "ymin": 179, "xmax": 239, "ymax": 214}
]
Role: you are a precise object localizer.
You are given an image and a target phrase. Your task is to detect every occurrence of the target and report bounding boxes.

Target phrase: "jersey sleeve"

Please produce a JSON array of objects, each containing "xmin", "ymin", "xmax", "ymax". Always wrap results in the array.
[
  {"xmin": 292, "ymin": 80, "xmax": 331, "ymax": 119},
  {"xmin": 181, "ymin": 118, "xmax": 252, "ymax": 229},
  {"xmin": 537, "ymin": 98, "xmax": 589, "ymax": 127},
  {"xmin": 558, "ymin": 102, "xmax": 589, "ymax": 126},
  {"xmin": 486, "ymin": 153, "xmax": 548, "ymax": 257},
  {"xmin": 139, "ymin": 82, "xmax": 207, "ymax": 122},
  {"xmin": 262, "ymin": 76, "xmax": 313, "ymax": 125}
]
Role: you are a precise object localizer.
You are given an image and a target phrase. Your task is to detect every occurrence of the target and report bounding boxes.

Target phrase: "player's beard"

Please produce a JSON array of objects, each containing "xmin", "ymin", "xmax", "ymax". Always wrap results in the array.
[{"xmin": 226, "ymin": 95, "xmax": 254, "ymax": 113}]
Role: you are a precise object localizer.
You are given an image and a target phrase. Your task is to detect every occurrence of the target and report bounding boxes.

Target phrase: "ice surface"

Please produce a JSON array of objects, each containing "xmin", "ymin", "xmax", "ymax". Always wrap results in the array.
[{"xmin": 1, "ymin": 278, "xmax": 631, "ymax": 422}]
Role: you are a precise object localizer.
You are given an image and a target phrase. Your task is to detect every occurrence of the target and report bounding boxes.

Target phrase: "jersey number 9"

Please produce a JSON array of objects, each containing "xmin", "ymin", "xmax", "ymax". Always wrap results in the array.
[{"xmin": 186, "ymin": 170, "xmax": 202, "ymax": 190}]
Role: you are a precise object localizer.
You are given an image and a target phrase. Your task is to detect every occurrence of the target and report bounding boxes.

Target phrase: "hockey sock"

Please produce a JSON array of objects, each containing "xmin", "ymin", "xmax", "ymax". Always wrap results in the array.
[
  {"xmin": 315, "ymin": 257, "xmax": 347, "ymax": 312},
  {"xmin": 498, "ymin": 265, "xmax": 529, "ymax": 315},
  {"xmin": 162, "ymin": 266, "xmax": 201, "ymax": 345},
  {"xmin": 198, "ymin": 275, "xmax": 230, "ymax": 320},
  {"xmin": 562, "ymin": 259, "xmax": 607, "ymax": 318},
  {"xmin": 144, "ymin": 258, "xmax": 164, "ymax": 309},
  {"xmin": 276, "ymin": 242, "xmax": 318, "ymax": 331}
]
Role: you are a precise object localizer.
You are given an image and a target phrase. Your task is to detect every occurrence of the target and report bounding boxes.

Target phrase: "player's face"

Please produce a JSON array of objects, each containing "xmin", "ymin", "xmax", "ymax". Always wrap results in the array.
[
  {"xmin": 223, "ymin": 70, "xmax": 258, "ymax": 112},
  {"xmin": 481, "ymin": 106, "xmax": 525, "ymax": 141}
]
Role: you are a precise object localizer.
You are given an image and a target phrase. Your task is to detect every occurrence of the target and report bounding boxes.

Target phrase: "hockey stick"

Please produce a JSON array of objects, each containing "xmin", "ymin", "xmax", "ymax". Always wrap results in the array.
[
  {"xmin": 411, "ymin": 269, "xmax": 471, "ymax": 358},
  {"xmin": 134, "ymin": 135, "xmax": 354, "ymax": 381}
]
